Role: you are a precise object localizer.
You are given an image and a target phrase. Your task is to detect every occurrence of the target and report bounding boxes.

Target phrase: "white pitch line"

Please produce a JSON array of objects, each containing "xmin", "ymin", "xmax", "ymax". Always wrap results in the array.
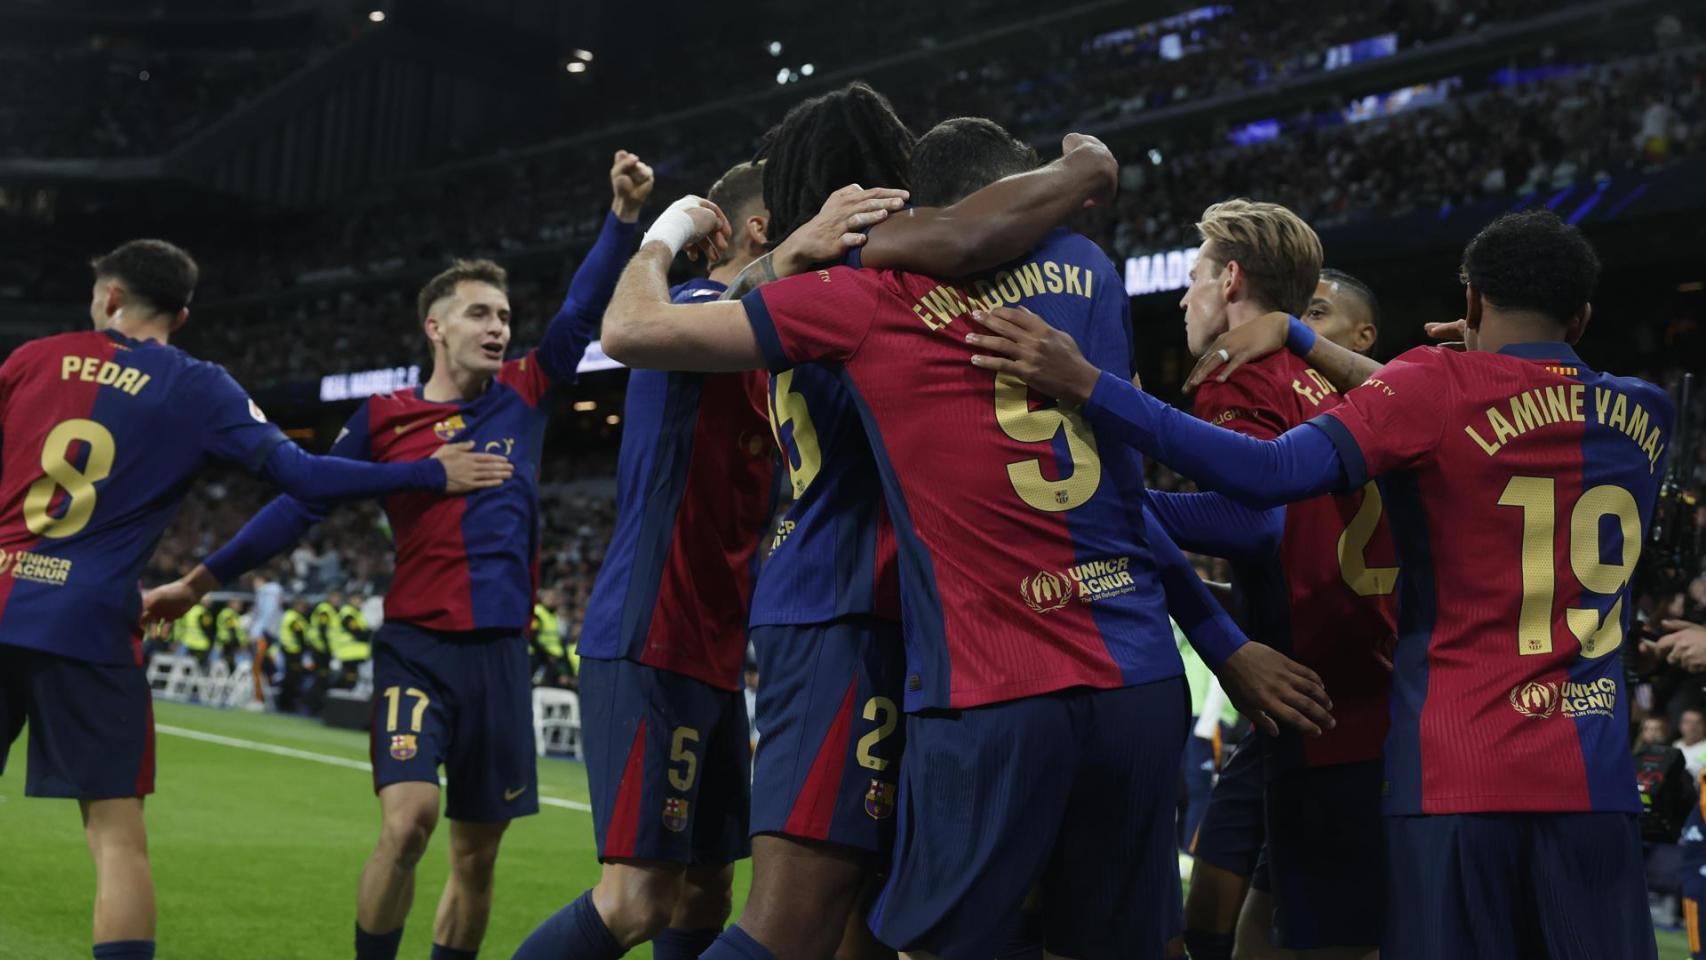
[{"xmin": 156, "ymin": 723, "xmax": 592, "ymax": 812}]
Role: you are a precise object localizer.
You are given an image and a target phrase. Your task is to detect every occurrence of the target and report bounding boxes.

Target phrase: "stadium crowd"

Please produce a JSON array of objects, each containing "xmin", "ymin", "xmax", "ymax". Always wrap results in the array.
[
  {"xmin": 0, "ymin": 0, "xmax": 1610, "ymax": 163},
  {"xmin": 0, "ymin": 44, "xmax": 320, "ymax": 158},
  {"xmin": 155, "ymin": 29, "xmax": 1706, "ymax": 385}
]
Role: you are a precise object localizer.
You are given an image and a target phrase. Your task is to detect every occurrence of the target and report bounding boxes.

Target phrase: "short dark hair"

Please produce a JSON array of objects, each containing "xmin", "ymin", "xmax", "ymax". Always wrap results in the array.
[
  {"xmin": 1319, "ymin": 268, "xmax": 1381, "ymax": 329},
  {"xmin": 417, "ymin": 259, "xmax": 507, "ymax": 322},
  {"xmin": 908, "ymin": 117, "xmax": 1039, "ymax": 207},
  {"xmin": 757, "ymin": 81, "xmax": 915, "ymax": 243},
  {"xmin": 1459, "ymin": 210, "xmax": 1600, "ymax": 326},
  {"xmin": 707, "ymin": 161, "xmax": 766, "ymax": 265},
  {"xmin": 90, "ymin": 239, "xmax": 198, "ymax": 315}
]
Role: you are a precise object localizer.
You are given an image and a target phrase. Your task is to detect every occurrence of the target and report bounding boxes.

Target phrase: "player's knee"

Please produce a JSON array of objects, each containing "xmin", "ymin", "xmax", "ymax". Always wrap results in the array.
[
  {"xmin": 81, "ymin": 799, "xmax": 149, "ymax": 856},
  {"xmin": 449, "ymin": 840, "xmax": 500, "ymax": 889},
  {"xmin": 603, "ymin": 895, "xmax": 675, "ymax": 947},
  {"xmin": 595, "ymin": 865, "xmax": 682, "ymax": 945},
  {"xmin": 379, "ymin": 806, "xmax": 438, "ymax": 867}
]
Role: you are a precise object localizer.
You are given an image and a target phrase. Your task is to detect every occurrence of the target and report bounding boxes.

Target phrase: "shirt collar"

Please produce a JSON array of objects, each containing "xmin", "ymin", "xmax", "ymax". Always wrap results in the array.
[{"xmin": 1496, "ymin": 340, "xmax": 1583, "ymax": 365}]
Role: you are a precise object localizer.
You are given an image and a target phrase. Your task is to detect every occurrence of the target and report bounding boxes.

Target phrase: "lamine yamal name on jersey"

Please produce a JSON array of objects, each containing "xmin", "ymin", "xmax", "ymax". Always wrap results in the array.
[{"xmin": 1459, "ymin": 380, "xmax": 1667, "ymax": 473}]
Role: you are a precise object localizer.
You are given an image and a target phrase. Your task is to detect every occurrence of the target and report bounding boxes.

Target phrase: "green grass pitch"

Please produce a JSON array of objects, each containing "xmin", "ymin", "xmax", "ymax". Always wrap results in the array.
[
  {"xmin": 0, "ymin": 700, "xmax": 1692, "ymax": 958},
  {"xmin": 0, "ymin": 700, "xmax": 750, "ymax": 959}
]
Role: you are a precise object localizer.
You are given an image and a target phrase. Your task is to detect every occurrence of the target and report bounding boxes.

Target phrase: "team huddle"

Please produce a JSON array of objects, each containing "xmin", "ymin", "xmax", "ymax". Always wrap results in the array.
[{"xmin": 0, "ymin": 81, "xmax": 1674, "ymax": 960}]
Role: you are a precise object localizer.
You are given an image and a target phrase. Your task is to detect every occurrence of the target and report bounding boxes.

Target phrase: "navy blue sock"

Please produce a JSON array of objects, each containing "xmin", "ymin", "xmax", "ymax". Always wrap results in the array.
[
  {"xmin": 92, "ymin": 941, "xmax": 154, "ymax": 960},
  {"xmin": 698, "ymin": 925, "xmax": 777, "ymax": 960},
  {"xmin": 1181, "ymin": 930, "xmax": 1235, "ymax": 960},
  {"xmin": 355, "ymin": 923, "xmax": 404, "ymax": 960},
  {"xmin": 512, "ymin": 890, "xmax": 625, "ymax": 960},
  {"xmin": 430, "ymin": 945, "xmax": 478, "ymax": 960},
  {"xmin": 652, "ymin": 927, "xmax": 720, "ymax": 960}
]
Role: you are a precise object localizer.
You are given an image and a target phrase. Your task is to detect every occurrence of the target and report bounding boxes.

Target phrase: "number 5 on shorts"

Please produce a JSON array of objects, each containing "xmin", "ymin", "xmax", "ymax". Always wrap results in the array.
[{"xmin": 668, "ymin": 726, "xmax": 700, "ymax": 791}]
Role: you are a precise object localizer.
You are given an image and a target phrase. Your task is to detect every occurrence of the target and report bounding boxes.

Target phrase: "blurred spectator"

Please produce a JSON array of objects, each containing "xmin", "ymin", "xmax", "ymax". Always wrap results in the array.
[
  {"xmin": 1677, "ymin": 710, "xmax": 1706, "ymax": 781},
  {"xmin": 0, "ymin": 44, "xmax": 322, "ymax": 158},
  {"xmin": 139, "ymin": 39, "xmax": 1705, "ymax": 388},
  {"xmin": 1643, "ymin": 715, "xmax": 1673, "ymax": 749}
]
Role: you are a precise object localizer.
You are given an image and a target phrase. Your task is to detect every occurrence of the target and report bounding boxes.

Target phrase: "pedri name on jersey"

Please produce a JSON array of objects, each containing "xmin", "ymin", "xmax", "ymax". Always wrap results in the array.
[
  {"xmin": 1459, "ymin": 381, "xmax": 1667, "ymax": 473},
  {"xmin": 908, "ymin": 258, "xmax": 1096, "ymax": 332},
  {"xmin": 60, "ymin": 355, "xmax": 152, "ymax": 396}
]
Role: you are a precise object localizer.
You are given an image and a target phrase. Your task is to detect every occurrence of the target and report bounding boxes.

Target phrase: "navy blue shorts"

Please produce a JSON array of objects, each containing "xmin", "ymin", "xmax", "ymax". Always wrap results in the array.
[
  {"xmin": 1190, "ymin": 734, "xmax": 1264, "ymax": 877},
  {"xmin": 0, "ymin": 644, "xmax": 154, "ymax": 800},
  {"xmin": 369, "ymin": 622, "xmax": 537, "ymax": 823},
  {"xmin": 1264, "ymin": 758, "xmax": 1384, "ymax": 949},
  {"xmin": 580, "ymin": 657, "xmax": 750, "ymax": 865},
  {"xmin": 869, "ymin": 677, "xmax": 1189, "ymax": 960},
  {"xmin": 749, "ymin": 616, "xmax": 906, "ymax": 853},
  {"xmin": 1385, "ymin": 811, "xmax": 1656, "ymax": 960}
]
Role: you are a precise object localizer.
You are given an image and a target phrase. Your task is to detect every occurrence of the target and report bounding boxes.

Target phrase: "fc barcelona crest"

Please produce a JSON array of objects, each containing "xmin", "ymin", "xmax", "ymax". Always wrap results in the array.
[
  {"xmin": 864, "ymin": 779, "xmax": 896, "ymax": 821},
  {"xmin": 432, "ymin": 415, "xmax": 467, "ymax": 442},
  {"xmin": 389, "ymin": 734, "xmax": 418, "ymax": 761},
  {"xmin": 662, "ymin": 796, "xmax": 690, "ymax": 832}
]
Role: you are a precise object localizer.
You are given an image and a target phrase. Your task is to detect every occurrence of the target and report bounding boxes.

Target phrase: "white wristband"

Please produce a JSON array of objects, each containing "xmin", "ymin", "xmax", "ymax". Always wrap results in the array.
[{"xmin": 642, "ymin": 196, "xmax": 704, "ymax": 257}]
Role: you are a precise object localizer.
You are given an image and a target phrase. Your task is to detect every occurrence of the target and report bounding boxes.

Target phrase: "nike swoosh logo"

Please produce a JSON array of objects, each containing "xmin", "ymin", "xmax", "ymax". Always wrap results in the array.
[{"xmin": 504, "ymin": 787, "xmax": 526, "ymax": 801}]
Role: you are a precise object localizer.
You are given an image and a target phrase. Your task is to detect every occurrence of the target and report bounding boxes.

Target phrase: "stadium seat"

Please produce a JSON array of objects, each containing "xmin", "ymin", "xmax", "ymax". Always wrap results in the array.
[
  {"xmin": 163, "ymin": 656, "xmax": 203, "ymax": 702},
  {"xmin": 532, "ymin": 687, "xmax": 582, "ymax": 759},
  {"xmin": 192, "ymin": 659, "xmax": 230, "ymax": 704},
  {"xmin": 146, "ymin": 653, "xmax": 182, "ymax": 692},
  {"xmin": 221, "ymin": 663, "xmax": 255, "ymax": 709}
]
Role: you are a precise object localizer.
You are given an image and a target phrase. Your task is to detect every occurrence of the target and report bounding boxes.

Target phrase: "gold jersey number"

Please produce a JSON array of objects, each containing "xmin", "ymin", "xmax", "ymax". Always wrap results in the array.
[
  {"xmin": 1497, "ymin": 476, "xmax": 1640, "ymax": 658},
  {"xmin": 994, "ymin": 373, "xmax": 1101, "ymax": 512},
  {"xmin": 768, "ymin": 370, "xmax": 822, "ymax": 499},
  {"xmin": 23, "ymin": 419, "xmax": 116, "ymax": 539},
  {"xmin": 1338, "ymin": 482, "xmax": 1399, "ymax": 597}
]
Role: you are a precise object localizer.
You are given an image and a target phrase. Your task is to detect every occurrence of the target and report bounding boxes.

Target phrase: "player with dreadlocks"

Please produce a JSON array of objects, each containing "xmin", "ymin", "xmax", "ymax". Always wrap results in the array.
[
  {"xmin": 508, "ymin": 81, "xmax": 1114, "ymax": 960},
  {"xmin": 756, "ymin": 81, "xmax": 914, "ymax": 243},
  {"xmin": 686, "ymin": 84, "xmax": 1133, "ymax": 960}
]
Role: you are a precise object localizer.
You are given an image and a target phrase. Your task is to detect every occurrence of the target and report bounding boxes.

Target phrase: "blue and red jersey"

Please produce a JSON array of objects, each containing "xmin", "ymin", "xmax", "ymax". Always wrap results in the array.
[
  {"xmin": 743, "ymin": 230, "xmax": 1184, "ymax": 711},
  {"xmin": 579, "ymin": 278, "xmax": 781, "ymax": 691},
  {"xmin": 206, "ymin": 211, "xmax": 637, "ymax": 631},
  {"xmin": 750, "ymin": 358, "xmax": 900, "ymax": 627},
  {"xmin": 1312, "ymin": 342, "xmax": 1671, "ymax": 814},
  {"xmin": 0, "ymin": 330, "xmax": 288, "ymax": 664},
  {"xmin": 747, "ymin": 242, "xmax": 901, "ymax": 628},
  {"xmin": 313, "ymin": 354, "xmax": 556, "ymax": 632},
  {"xmin": 1193, "ymin": 351, "xmax": 1397, "ymax": 773}
]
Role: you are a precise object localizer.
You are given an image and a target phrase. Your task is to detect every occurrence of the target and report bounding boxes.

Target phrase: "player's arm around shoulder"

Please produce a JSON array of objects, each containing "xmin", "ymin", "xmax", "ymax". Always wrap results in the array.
[
  {"xmin": 1192, "ymin": 360, "xmax": 1292, "ymax": 441},
  {"xmin": 601, "ymin": 196, "xmax": 752, "ymax": 371},
  {"xmin": 1186, "ymin": 313, "xmax": 1386, "ymax": 396},
  {"xmin": 718, "ymin": 184, "xmax": 910, "ymax": 300},
  {"xmin": 1307, "ymin": 344, "xmax": 1457, "ymax": 487},
  {"xmin": 859, "ymin": 133, "xmax": 1118, "ymax": 277}
]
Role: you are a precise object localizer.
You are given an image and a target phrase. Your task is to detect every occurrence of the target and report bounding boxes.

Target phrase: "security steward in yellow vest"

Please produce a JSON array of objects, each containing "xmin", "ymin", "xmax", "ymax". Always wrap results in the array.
[
  {"xmin": 313, "ymin": 595, "xmax": 349, "ymax": 687},
  {"xmin": 302, "ymin": 597, "xmax": 332, "ymax": 712},
  {"xmin": 529, "ymin": 599, "xmax": 574, "ymax": 688},
  {"xmin": 181, "ymin": 603, "xmax": 215, "ymax": 666},
  {"xmin": 277, "ymin": 601, "xmax": 311, "ymax": 713},
  {"xmin": 328, "ymin": 594, "xmax": 371, "ymax": 688},
  {"xmin": 214, "ymin": 600, "xmax": 244, "ymax": 668}
]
